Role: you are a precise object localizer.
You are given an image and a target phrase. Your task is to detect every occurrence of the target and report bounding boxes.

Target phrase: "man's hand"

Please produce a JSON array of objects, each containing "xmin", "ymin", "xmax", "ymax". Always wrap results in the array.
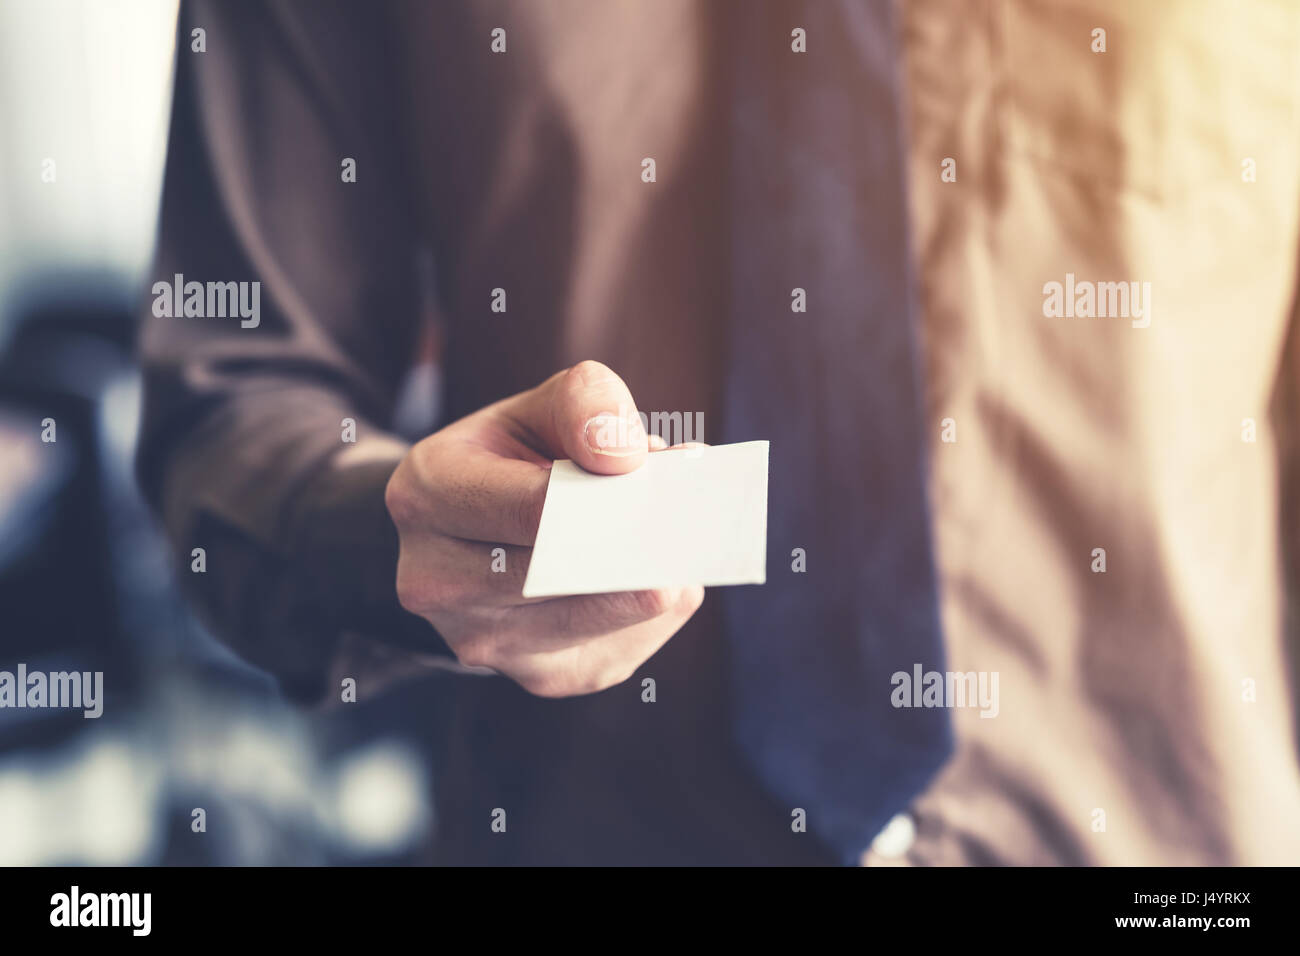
[{"xmin": 385, "ymin": 360, "xmax": 704, "ymax": 697}]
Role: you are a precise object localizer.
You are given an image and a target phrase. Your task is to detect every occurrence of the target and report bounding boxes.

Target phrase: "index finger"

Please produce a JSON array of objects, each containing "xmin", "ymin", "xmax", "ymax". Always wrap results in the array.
[{"xmin": 412, "ymin": 442, "xmax": 552, "ymax": 546}]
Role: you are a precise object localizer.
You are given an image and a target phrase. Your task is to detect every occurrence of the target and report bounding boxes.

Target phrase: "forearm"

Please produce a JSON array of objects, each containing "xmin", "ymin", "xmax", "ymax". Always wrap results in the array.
[
  {"xmin": 138, "ymin": 0, "xmax": 439, "ymax": 699},
  {"xmin": 143, "ymin": 387, "xmax": 446, "ymax": 701}
]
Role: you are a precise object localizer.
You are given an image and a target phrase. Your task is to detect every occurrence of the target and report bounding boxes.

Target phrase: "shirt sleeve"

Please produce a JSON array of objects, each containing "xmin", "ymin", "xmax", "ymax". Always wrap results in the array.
[{"xmin": 137, "ymin": 0, "xmax": 449, "ymax": 702}]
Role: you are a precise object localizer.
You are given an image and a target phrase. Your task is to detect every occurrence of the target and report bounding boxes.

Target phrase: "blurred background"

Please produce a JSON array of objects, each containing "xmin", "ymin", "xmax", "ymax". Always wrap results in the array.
[{"xmin": 0, "ymin": 0, "xmax": 438, "ymax": 866}]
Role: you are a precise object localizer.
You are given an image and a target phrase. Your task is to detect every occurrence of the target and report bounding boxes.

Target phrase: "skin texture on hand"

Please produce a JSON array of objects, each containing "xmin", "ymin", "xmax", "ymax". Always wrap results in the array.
[{"xmin": 384, "ymin": 360, "xmax": 705, "ymax": 697}]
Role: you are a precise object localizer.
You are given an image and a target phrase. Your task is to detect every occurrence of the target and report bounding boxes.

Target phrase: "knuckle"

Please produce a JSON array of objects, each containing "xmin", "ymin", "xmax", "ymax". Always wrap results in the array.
[
  {"xmin": 516, "ymin": 651, "xmax": 639, "ymax": 698},
  {"xmin": 429, "ymin": 578, "xmax": 471, "ymax": 613},
  {"xmin": 394, "ymin": 565, "xmax": 464, "ymax": 617},
  {"xmin": 596, "ymin": 660, "xmax": 639, "ymax": 692},
  {"xmin": 384, "ymin": 472, "xmax": 416, "ymax": 527},
  {"xmin": 454, "ymin": 637, "xmax": 496, "ymax": 671},
  {"xmin": 394, "ymin": 562, "xmax": 429, "ymax": 613},
  {"xmin": 517, "ymin": 659, "xmax": 600, "ymax": 699},
  {"xmin": 512, "ymin": 490, "xmax": 544, "ymax": 542},
  {"xmin": 517, "ymin": 671, "xmax": 571, "ymax": 699},
  {"xmin": 574, "ymin": 676, "xmax": 610, "ymax": 697},
  {"xmin": 628, "ymin": 588, "xmax": 673, "ymax": 619},
  {"xmin": 566, "ymin": 359, "xmax": 616, "ymax": 389}
]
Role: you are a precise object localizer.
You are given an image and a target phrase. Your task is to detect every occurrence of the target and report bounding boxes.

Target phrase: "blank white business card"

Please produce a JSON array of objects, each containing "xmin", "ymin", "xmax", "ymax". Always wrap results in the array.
[{"xmin": 521, "ymin": 440, "xmax": 769, "ymax": 598}]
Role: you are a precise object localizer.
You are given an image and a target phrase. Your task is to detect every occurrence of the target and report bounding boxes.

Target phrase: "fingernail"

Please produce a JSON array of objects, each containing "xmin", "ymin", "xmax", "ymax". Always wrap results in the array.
[{"xmin": 585, "ymin": 413, "xmax": 646, "ymax": 456}]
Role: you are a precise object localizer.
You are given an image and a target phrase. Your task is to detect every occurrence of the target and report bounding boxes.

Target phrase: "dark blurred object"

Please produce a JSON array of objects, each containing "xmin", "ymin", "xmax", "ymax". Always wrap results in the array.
[
  {"xmin": 0, "ymin": 297, "xmax": 143, "ymax": 750},
  {"xmin": 0, "ymin": 290, "xmax": 439, "ymax": 864}
]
